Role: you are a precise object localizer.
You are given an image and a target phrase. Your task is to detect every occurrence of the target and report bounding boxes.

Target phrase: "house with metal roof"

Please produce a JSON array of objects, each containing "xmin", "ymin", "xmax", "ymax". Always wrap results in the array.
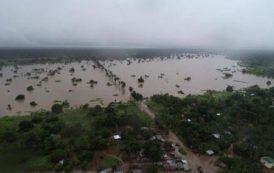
[{"xmin": 260, "ymin": 156, "xmax": 274, "ymax": 169}]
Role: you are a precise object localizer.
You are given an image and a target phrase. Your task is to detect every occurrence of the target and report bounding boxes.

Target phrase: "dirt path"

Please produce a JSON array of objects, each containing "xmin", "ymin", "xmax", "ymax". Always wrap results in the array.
[{"xmin": 137, "ymin": 101, "xmax": 220, "ymax": 173}]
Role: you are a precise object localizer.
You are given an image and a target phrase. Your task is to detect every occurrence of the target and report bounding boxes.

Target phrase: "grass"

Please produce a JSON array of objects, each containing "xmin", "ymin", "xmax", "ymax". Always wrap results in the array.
[
  {"xmin": 236, "ymin": 55, "xmax": 274, "ymax": 78},
  {"xmin": 115, "ymin": 102, "xmax": 153, "ymax": 126},
  {"xmin": 97, "ymin": 155, "xmax": 122, "ymax": 170},
  {"xmin": 146, "ymin": 100, "xmax": 166, "ymax": 116},
  {"xmin": 58, "ymin": 109, "xmax": 89, "ymax": 127},
  {"xmin": 0, "ymin": 146, "xmax": 54, "ymax": 173},
  {"xmin": 0, "ymin": 108, "xmax": 90, "ymax": 132},
  {"xmin": 245, "ymin": 65, "xmax": 274, "ymax": 78},
  {"xmin": 0, "ymin": 116, "xmax": 30, "ymax": 132},
  {"xmin": 25, "ymin": 155, "xmax": 54, "ymax": 171}
]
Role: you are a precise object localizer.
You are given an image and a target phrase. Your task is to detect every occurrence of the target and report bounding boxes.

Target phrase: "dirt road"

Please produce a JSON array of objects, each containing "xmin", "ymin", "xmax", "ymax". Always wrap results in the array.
[{"xmin": 137, "ymin": 101, "xmax": 220, "ymax": 173}]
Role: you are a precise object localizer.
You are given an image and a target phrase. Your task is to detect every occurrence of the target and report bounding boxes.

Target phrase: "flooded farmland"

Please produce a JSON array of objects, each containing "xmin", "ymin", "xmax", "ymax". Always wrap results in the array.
[
  {"xmin": 0, "ymin": 54, "xmax": 273, "ymax": 116},
  {"xmin": 105, "ymin": 54, "xmax": 273, "ymax": 96},
  {"xmin": 0, "ymin": 61, "xmax": 128, "ymax": 116}
]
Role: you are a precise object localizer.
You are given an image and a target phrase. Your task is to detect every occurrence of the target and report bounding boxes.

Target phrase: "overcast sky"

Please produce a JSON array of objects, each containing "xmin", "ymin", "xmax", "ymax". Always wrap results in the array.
[{"xmin": 0, "ymin": 0, "xmax": 274, "ymax": 49}]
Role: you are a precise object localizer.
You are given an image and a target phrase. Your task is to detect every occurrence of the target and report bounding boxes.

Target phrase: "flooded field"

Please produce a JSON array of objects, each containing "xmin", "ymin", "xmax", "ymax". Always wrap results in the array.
[
  {"xmin": 0, "ymin": 54, "xmax": 273, "ymax": 116},
  {"xmin": 104, "ymin": 54, "xmax": 273, "ymax": 96},
  {"xmin": 0, "ymin": 61, "xmax": 127, "ymax": 116}
]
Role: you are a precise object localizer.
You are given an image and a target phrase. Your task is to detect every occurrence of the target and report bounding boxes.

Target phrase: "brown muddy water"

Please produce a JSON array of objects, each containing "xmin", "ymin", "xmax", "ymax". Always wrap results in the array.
[
  {"xmin": 0, "ymin": 61, "xmax": 128, "ymax": 116},
  {"xmin": 0, "ymin": 54, "xmax": 273, "ymax": 116}
]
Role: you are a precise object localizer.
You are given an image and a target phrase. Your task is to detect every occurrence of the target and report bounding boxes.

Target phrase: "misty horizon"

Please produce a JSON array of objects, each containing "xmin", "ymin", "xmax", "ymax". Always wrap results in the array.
[{"xmin": 0, "ymin": 0, "xmax": 274, "ymax": 50}]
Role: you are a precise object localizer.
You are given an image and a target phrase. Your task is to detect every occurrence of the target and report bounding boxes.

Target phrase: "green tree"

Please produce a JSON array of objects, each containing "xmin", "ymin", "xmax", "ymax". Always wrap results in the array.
[
  {"xmin": 50, "ymin": 149, "xmax": 66, "ymax": 163},
  {"xmin": 1, "ymin": 129, "xmax": 16, "ymax": 143},
  {"xmin": 143, "ymin": 141, "xmax": 162, "ymax": 161},
  {"xmin": 51, "ymin": 104, "xmax": 63, "ymax": 114},
  {"xmin": 19, "ymin": 120, "xmax": 33, "ymax": 132}
]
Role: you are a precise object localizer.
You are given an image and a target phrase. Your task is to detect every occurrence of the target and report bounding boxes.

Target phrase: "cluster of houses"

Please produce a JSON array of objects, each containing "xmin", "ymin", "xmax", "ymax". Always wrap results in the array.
[
  {"xmin": 162, "ymin": 159, "xmax": 190, "ymax": 171},
  {"xmin": 110, "ymin": 131, "xmax": 191, "ymax": 172},
  {"xmin": 150, "ymin": 135, "xmax": 190, "ymax": 172}
]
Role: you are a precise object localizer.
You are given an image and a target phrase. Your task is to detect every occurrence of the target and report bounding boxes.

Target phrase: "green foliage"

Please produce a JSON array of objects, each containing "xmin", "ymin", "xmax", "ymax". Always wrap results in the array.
[
  {"xmin": 1, "ymin": 129, "xmax": 16, "ymax": 143},
  {"xmin": 131, "ymin": 91, "xmax": 143, "ymax": 101},
  {"xmin": 143, "ymin": 141, "xmax": 162, "ymax": 161},
  {"xmin": 149, "ymin": 86, "xmax": 274, "ymax": 172},
  {"xmin": 233, "ymin": 52, "xmax": 274, "ymax": 78},
  {"xmin": 0, "ymin": 108, "xmax": 102, "ymax": 171},
  {"xmin": 19, "ymin": 120, "xmax": 33, "ymax": 132},
  {"xmin": 50, "ymin": 149, "xmax": 66, "ymax": 162},
  {"xmin": 51, "ymin": 104, "xmax": 63, "ymax": 114},
  {"xmin": 150, "ymin": 94, "xmax": 184, "ymax": 128},
  {"xmin": 122, "ymin": 138, "xmax": 141, "ymax": 154},
  {"xmin": 25, "ymin": 156, "xmax": 54, "ymax": 171},
  {"xmin": 0, "ymin": 102, "xmax": 156, "ymax": 172},
  {"xmin": 97, "ymin": 156, "xmax": 122, "ymax": 171},
  {"xmin": 88, "ymin": 105, "xmax": 103, "ymax": 116},
  {"xmin": 220, "ymin": 157, "xmax": 262, "ymax": 173}
]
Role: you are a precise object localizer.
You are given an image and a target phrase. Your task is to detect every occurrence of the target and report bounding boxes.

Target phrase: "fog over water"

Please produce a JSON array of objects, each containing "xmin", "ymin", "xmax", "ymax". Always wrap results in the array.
[{"xmin": 0, "ymin": 0, "xmax": 274, "ymax": 49}]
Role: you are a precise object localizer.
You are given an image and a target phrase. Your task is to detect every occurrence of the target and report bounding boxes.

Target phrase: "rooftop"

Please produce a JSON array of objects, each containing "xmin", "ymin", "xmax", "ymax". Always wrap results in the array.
[
  {"xmin": 113, "ymin": 135, "xmax": 121, "ymax": 140},
  {"xmin": 261, "ymin": 156, "xmax": 274, "ymax": 164}
]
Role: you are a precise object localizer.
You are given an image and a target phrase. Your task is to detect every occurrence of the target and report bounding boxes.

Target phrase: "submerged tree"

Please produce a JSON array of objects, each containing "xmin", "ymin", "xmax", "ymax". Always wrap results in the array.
[
  {"xmin": 30, "ymin": 101, "xmax": 38, "ymax": 107},
  {"xmin": 120, "ymin": 81, "xmax": 126, "ymax": 88},
  {"xmin": 138, "ymin": 76, "xmax": 144, "ymax": 83},
  {"xmin": 15, "ymin": 94, "xmax": 25, "ymax": 101},
  {"xmin": 26, "ymin": 85, "xmax": 34, "ymax": 91},
  {"xmin": 69, "ymin": 67, "xmax": 75, "ymax": 73},
  {"xmin": 129, "ymin": 86, "xmax": 133, "ymax": 92}
]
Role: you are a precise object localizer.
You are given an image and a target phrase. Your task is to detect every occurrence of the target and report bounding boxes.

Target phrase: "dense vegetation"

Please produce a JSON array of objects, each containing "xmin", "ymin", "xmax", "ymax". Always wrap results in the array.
[
  {"xmin": 0, "ymin": 102, "xmax": 156, "ymax": 172},
  {"xmin": 230, "ymin": 51, "xmax": 274, "ymax": 78},
  {"xmin": 149, "ymin": 85, "xmax": 274, "ymax": 173}
]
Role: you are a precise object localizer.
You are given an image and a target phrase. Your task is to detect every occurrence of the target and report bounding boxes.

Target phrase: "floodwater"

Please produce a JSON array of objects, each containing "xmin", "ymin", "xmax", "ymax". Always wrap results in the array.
[
  {"xmin": 0, "ymin": 61, "xmax": 128, "ymax": 116},
  {"xmin": 0, "ymin": 54, "xmax": 273, "ymax": 116},
  {"xmin": 103, "ymin": 54, "xmax": 273, "ymax": 96}
]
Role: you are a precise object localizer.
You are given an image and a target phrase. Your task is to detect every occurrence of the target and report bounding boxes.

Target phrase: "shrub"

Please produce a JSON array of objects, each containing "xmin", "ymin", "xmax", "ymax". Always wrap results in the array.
[
  {"xmin": 51, "ymin": 104, "xmax": 63, "ymax": 114},
  {"xmin": 131, "ymin": 91, "xmax": 143, "ymax": 101},
  {"xmin": 2, "ymin": 129, "xmax": 16, "ymax": 143},
  {"xmin": 31, "ymin": 115, "xmax": 43, "ymax": 123},
  {"xmin": 50, "ymin": 149, "xmax": 66, "ymax": 163},
  {"xmin": 26, "ymin": 85, "xmax": 34, "ymax": 91},
  {"xmin": 19, "ymin": 120, "xmax": 33, "ymax": 132},
  {"xmin": 15, "ymin": 94, "xmax": 25, "ymax": 101},
  {"xmin": 226, "ymin": 85, "xmax": 233, "ymax": 92},
  {"xmin": 138, "ymin": 76, "xmax": 144, "ymax": 83},
  {"xmin": 143, "ymin": 141, "xmax": 162, "ymax": 161},
  {"xmin": 30, "ymin": 101, "xmax": 38, "ymax": 107}
]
